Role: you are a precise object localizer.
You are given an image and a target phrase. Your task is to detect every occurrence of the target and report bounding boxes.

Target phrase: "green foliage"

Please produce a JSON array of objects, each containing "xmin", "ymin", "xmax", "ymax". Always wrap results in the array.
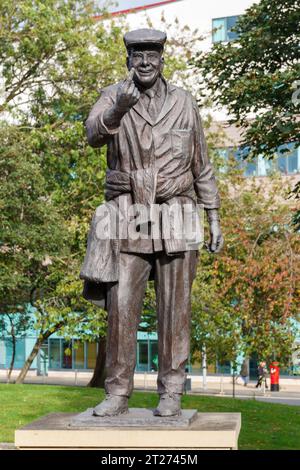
[
  {"xmin": 0, "ymin": 1, "xmax": 200, "ymax": 364},
  {"xmin": 0, "ymin": 123, "xmax": 69, "ymax": 312},
  {"xmin": 189, "ymin": 0, "xmax": 300, "ymax": 365},
  {"xmin": 190, "ymin": 151, "xmax": 300, "ymax": 366},
  {"xmin": 192, "ymin": 0, "xmax": 300, "ymax": 158},
  {"xmin": 1, "ymin": 0, "xmax": 298, "ymax": 375},
  {"xmin": 0, "ymin": 311, "xmax": 33, "ymax": 341}
]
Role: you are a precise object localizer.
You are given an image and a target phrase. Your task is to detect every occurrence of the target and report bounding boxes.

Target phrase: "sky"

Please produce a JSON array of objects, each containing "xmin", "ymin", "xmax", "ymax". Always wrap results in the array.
[{"xmin": 97, "ymin": 0, "xmax": 182, "ymax": 14}]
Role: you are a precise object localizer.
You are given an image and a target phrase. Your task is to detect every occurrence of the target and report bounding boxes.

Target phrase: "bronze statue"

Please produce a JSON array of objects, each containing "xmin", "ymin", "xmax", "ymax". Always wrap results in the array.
[{"xmin": 80, "ymin": 29, "xmax": 223, "ymax": 417}]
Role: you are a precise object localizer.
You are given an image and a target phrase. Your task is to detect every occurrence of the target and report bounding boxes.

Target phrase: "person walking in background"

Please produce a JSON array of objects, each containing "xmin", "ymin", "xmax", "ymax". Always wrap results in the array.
[
  {"xmin": 240, "ymin": 358, "xmax": 249, "ymax": 387},
  {"xmin": 255, "ymin": 361, "xmax": 268, "ymax": 389}
]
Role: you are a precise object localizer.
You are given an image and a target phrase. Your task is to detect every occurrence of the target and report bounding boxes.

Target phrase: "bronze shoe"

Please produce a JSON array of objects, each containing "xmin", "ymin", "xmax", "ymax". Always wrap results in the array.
[
  {"xmin": 153, "ymin": 392, "xmax": 182, "ymax": 417},
  {"xmin": 93, "ymin": 394, "xmax": 128, "ymax": 417}
]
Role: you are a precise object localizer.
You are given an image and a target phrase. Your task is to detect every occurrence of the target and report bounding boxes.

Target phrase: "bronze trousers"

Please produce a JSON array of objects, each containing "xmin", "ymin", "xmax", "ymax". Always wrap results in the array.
[{"xmin": 105, "ymin": 249, "xmax": 198, "ymax": 397}]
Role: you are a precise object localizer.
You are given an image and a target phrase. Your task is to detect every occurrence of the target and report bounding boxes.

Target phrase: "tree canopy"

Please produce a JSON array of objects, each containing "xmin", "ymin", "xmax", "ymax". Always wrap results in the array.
[
  {"xmin": 0, "ymin": 0, "xmax": 203, "ymax": 380},
  {"xmin": 193, "ymin": 0, "xmax": 300, "ymax": 159}
]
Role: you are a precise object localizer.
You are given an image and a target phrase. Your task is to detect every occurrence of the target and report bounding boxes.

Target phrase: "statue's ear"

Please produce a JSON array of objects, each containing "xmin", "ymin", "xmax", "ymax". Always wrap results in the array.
[
  {"xmin": 160, "ymin": 56, "xmax": 165, "ymax": 72},
  {"xmin": 126, "ymin": 56, "xmax": 130, "ymax": 71}
]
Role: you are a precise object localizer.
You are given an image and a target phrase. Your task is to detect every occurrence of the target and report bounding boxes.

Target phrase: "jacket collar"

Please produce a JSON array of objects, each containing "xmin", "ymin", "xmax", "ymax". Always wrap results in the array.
[{"xmin": 132, "ymin": 77, "xmax": 177, "ymax": 127}]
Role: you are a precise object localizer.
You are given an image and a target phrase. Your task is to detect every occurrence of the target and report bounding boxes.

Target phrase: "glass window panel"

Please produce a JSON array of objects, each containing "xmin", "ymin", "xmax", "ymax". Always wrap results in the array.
[
  {"xmin": 49, "ymin": 339, "xmax": 61, "ymax": 369},
  {"xmin": 212, "ymin": 18, "xmax": 226, "ymax": 43},
  {"xmin": 277, "ymin": 155, "xmax": 287, "ymax": 174},
  {"xmin": 15, "ymin": 341, "xmax": 25, "ymax": 368},
  {"xmin": 277, "ymin": 143, "xmax": 296, "ymax": 174},
  {"xmin": 232, "ymin": 148, "xmax": 244, "ymax": 170},
  {"xmin": 215, "ymin": 148, "xmax": 229, "ymax": 173},
  {"xmin": 217, "ymin": 360, "xmax": 231, "ymax": 374},
  {"xmin": 150, "ymin": 341, "xmax": 158, "ymax": 371},
  {"xmin": 287, "ymin": 151, "xmax": 299, "ymax": 174},
  {"xmin": 0, "ymin": 340, "xmax": 6, "ymax": 368},
  {"xmin": 87, "ymin": 342, "xmax": 97, "ymax": 369},
  {"xmin": 233, "ymin": 146, "xmax": 251, "ymax": 173},
  {"xmin": 62, "ymin": 340, "xmax": 72, "ymax": 369},
  {"xmin": 5, "ymin": 341, "xmax": 12, "ymax": 368},
  {"xmin": 5, "ymin": 339, "xmax": 25, "ymax": 369},
  {"xmin": 74, "ymin": 340, "xmax": 85, "ymax": 369},
  {"xmin": 227, "ymin": 15, "xmax": 239, "ymax": 41},
  {"xmin": 216, "ymin": 148, "xmax": 229, "ymax": 160},
  {"xmin": 207, "ymin": 363, "xmax": 216, "ymax": 374},
  {"xmin": 39, "ymin": 341, "xmax": 49, "ymax": 375},
  {"xmin": 257, "ymin": 155, "xmax": 274, "ymax": 176},
  {"xmin": 138, "ymin": 341, "xmax": 148, "ymax": 371},
  {"xmin": 244, "ymin": 161, "xmax": 257, "ymax": 177},
  {"xmin": 234, "ymin": 147, "xmax": 257, "ymax": 176}
]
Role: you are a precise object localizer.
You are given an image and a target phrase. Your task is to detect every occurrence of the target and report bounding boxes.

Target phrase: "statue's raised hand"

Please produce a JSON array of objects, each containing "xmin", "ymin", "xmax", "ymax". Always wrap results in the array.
[{"xmin": 115, "ymin": 68, "xmax": 140, "ymax": 112}]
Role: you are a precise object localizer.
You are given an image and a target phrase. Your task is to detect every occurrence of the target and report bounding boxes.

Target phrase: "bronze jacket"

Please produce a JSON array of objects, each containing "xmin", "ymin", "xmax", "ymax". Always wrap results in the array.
[{"xmin": 85, "ymin": 77, "xmax": 220, "ymax": 254}]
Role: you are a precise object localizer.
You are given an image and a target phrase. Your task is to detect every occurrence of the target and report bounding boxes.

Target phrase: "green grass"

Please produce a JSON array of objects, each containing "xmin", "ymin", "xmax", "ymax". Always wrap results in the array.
[{"xmin": 0, "ymin": 384, "xmax": 299, "ymax": 449}]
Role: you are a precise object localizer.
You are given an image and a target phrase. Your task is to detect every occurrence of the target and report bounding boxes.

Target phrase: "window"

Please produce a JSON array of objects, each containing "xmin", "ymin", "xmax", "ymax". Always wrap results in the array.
[
  {"xmin": 216, "ymin": 360, "xmax": 231, "ymax": 374},
  {"xmin": 212, "ymin": 15, "xmax": 240, "ymax": 43},
  {"xmin": 62, "ymin": 340, "xmax": 72, "ymax": 369},
  {"xmin": 137, "ymin": 341, "xmax": 149, "ymax": 372},
  {"xmin": 277, "ymin": 143, "xmax": 299, "ymax": 175},
  {"xmin": 257, "ymin": 155, "xmax": 274, "ymax": 177},
  {"xmin": 4, "ymin": 339, "xmax": 25, "ymax": 368},
  {"xmin": 86, "ymin": 342, "xmax": 97, "ymax": 369},
  {"xmin": 212, "ymin": 18, "xmax": 226, "ymax": 43},
  {"xmin": 0, "ymin": 340, "xmax": 6, "ymax": 368},
  {"xmin": 150, "ymin": 341, "xmax": 158, "ymax": 371},
  {"xmin": 244, "ymin": 161, "xmax": 257, "ymax": 177},
  {"xmin": 216, "ymin": 144, "xmax": 300, "ymax": 177},
  {"xmin": 49, "ymin": 339, "xmax": 61, "ymax": 369},
  {"xmin": 74, "ymin": 340, "xmax": 85, "ymax": 369}
]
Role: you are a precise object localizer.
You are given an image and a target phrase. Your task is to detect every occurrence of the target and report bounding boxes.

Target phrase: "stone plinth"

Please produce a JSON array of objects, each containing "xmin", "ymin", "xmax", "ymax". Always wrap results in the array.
[
  {"xmin": 15, "ymin": 409, "xmax": 241, "ymax": 450},
  {"xmin": 70, "ymin": 408, "xmax": 198, "ymax": 428}
]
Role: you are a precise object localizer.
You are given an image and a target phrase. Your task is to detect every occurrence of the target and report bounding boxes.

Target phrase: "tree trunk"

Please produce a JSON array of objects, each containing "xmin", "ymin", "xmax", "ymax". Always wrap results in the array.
[
  {"xmin": 15, "ymin": 320, "xmax": 66, "ymax": 384},
  {"xmin": 15, "ymin": 337, "xmax": 44, "ymax": 384},
  {"xmin": 7, "ymin": 327, "xmax": 16, "ymax": 383},
  {"xmin": 87, "ymin": 337, "xmax": 106, "ymax": 388}
]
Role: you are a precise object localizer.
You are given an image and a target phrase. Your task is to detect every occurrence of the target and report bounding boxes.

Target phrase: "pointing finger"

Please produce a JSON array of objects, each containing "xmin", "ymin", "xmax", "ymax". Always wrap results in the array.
[
  {"xmin": 122, "ymin": 68, "xmax": 135, "ymax": 91},
  {"xmin": 127, "ymin": 68, "xmax": 135, "ymax": 81},
  {"xmin": 132, "ymin": 88, "xmax": 140, "ymax": 100},
  {"xmin": 127, "ymin": 82, "xmax": 135, "ymax": 95}
]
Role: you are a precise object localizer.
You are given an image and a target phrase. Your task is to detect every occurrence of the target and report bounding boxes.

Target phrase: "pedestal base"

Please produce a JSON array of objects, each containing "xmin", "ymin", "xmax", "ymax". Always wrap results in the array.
[{"xmin": 15, "ymin": 409, "xmax": 241, "ymax": 450}]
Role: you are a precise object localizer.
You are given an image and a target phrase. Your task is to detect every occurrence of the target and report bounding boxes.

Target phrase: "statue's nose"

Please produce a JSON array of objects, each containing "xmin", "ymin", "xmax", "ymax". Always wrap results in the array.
[{"xmin": 141, "ymin": 53, "xmax": 149, "ymax": 66}]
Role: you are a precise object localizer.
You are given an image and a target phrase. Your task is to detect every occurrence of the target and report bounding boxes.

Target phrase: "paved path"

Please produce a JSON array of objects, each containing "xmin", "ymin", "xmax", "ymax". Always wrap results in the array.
[
  {"xmin": 188, "ymin": 391, "xmax": 300, "ymax": 406},
  {"xmin": 1, "ymin": 372, "xmax": 299, "ymax": 405}
]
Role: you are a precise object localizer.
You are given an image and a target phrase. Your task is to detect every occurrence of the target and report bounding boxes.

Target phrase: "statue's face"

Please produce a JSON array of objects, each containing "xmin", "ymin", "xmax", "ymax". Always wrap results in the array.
[{"xmin": 127, "ymin": 45, "xmax": 164, "ymax": 88}]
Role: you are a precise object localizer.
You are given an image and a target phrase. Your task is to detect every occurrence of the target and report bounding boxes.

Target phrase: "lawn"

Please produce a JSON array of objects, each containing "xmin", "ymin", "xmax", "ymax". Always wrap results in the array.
[{"xmin": 0, "ymin": 384, "xmax": 299, "ymax": 450}]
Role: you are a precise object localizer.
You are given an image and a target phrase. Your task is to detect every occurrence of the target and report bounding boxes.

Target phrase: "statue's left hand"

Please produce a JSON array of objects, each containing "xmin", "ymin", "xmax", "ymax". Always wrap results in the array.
[
  {"xmin": 208, "ymin": 219, "xmax": 224, "ymax": 253},
  {"xmin": 205, "ymin": 209, "xmax": 224, "ymax": 253}
]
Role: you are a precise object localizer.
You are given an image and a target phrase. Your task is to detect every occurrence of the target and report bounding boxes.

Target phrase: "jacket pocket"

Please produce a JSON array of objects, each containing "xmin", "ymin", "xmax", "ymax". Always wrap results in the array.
[{"xmin": 170, "ymin": 128, "xmax": 193, "ymax": 160}]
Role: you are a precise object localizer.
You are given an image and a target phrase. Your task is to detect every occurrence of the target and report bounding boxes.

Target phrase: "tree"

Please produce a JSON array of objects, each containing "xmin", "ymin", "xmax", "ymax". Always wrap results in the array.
[
  {"xmin": 0, "ymin": 124, "xmax": 69, "ymax": 313},
  {"xmin": 0, "ymin": 1, "xmax": 203, "ymax": 382},
  {"xmin": 190, "ymin": 150, "xmax": 300, "ymax": 369},
  {"xmin": 190, "ymin": 0, "xmax": 300, "ymax": 365},
  {"xmin": 0, "ymin": 311, "xmax": 33, "ymax": 381},
  {"xmin": 192, "ymin": 0, "xmax": 300, "ymax": 227}
]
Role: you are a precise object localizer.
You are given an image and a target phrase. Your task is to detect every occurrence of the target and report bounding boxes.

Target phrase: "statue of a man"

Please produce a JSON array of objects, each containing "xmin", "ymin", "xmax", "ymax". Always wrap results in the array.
[{"xmin": 81, "ymin": 29, "xmax": 223, "ymax": 417}]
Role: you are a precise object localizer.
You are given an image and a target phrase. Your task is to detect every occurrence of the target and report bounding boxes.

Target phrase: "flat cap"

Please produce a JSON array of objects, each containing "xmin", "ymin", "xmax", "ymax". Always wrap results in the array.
[{"xmin": 123, "ymin": 28, "xmax": 167, "ymax": 50}]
